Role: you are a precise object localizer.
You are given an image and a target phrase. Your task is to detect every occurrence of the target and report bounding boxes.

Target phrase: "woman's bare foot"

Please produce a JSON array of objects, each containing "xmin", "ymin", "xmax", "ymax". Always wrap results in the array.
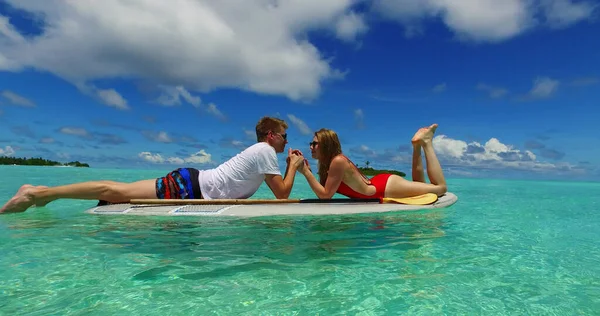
[
  {"xmin": 411, "ymin": 124, "xmax": 438, "ymax": 144},
  {"xmin": 0, "ymin": 184, "xmax": 37, "ymax": 213}
]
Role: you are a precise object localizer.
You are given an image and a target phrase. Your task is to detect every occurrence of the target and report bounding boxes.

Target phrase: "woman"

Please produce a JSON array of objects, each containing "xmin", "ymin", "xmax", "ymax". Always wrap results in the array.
[{"xmin": 298, "ymin": 124, "xmax": 447, "ymax": 199}]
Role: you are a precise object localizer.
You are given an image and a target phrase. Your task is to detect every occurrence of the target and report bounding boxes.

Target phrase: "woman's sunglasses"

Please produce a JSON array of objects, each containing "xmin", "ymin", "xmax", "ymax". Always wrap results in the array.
[{"xmin": 309, "ymin": 141, "xmax": 319, "ymax": 147}]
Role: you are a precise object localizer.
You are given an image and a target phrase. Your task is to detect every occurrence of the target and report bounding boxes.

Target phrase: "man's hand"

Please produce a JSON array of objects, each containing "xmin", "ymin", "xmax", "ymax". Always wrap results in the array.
[
  {"xmin": 286, "ymin": 148, "xmax": 304, "ymax": 164},
  {"xmin": 292, "ymin": 149, "xmax": 303, "ymax": 156},
  {"xmin": 288, "ymin": 154, "xmax": 304, "ymax": 170},
  {"xmin": 268, "ymin": 148, "xmax": 304, "ymax": 199}
]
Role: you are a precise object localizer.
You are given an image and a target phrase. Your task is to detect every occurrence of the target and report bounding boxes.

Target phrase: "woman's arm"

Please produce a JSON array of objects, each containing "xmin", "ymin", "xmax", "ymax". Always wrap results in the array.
[{"xmin": 300, "ymin": 156, "xmax": 345, "ymax": 199}]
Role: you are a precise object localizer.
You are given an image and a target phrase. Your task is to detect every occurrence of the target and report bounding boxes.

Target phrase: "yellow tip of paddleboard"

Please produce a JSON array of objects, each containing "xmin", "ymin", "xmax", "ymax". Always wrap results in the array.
[{"xmin": 381, "ymin": 193, "xmax": 438, "ymax": 205}]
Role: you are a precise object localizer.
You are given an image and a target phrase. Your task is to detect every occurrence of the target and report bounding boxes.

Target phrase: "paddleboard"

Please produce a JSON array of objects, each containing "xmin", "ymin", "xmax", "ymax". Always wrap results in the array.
[{"xmin": 84, "ymin": 192, "xmax": 458, "ymax": 218}]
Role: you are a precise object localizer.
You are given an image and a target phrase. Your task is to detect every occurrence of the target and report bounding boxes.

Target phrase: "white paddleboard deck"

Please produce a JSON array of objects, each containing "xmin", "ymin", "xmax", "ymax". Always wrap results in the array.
[{"xmin": 84, "ymin": 192, "xmax": 457, "ymax": 218}]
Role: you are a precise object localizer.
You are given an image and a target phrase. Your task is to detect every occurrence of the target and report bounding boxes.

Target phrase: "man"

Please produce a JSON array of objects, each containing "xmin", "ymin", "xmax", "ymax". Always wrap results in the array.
[{"xmin": 0, "ymin": 116, "xmax": 305, "ymax": 213}]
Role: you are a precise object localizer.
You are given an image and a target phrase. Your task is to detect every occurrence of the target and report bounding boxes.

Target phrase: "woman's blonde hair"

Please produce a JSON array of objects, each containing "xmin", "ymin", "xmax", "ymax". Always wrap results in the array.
[{"xmin": 315, "ymin": 128, "xmax": 342, "ymax": 185}]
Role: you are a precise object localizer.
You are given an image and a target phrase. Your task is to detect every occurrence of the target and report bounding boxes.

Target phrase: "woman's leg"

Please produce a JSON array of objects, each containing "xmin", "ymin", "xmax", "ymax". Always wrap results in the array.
[
  {"xmin": 1, "ymin": 179, "xmax": 157, "ymax": 213},
  {"xmin": 422, "ymin": 136, "xmax": 446, "ymax": 188},
  {"xmin": 385, "ymin": 124, "xmax": 447, "ymax": 197},
  {"xmin": 385, "ymin": 175, "xmax": 447, "ymax": 198},
  {"xmin": 412, "ymin": 123, "xmax": 446, "ymax": 187},
  {"xmin": 411, "ymin": 142, "xmax": 425, "ymax": 182}
]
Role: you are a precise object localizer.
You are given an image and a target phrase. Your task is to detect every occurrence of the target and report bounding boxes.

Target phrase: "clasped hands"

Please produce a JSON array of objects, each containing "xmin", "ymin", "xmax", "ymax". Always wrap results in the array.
[{"xmin": 286, "ymin": 148, "xmax": 312, "ymax": 174}]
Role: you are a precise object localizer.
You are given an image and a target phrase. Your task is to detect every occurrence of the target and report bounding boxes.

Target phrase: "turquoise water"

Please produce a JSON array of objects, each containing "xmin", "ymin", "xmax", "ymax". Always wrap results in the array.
[{"xmin": 1, "ymin": 166, "xmax": 599, "ymax": 315}]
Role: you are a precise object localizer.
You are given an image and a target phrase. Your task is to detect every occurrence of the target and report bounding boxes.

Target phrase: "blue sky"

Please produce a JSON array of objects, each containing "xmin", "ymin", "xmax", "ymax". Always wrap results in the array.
[{"xmin": 0, "ymin": 0, "xmax": 598, "ymax": 181}]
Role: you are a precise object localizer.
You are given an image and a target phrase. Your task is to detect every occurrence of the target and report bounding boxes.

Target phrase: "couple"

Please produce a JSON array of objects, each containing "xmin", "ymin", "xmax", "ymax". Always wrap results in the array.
[{"xmin": 0, "ymin": 116, "xmax": 446, "ymax": 213}]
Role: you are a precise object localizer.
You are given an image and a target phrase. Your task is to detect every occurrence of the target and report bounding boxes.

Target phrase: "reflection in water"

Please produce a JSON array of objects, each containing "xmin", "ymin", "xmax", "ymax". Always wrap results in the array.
[
  {"xmin": 1, "ymin": 206, "xmax": 448, "ymax": 289},
  {"xmin": 63, "ymin": 209, "xmax": 449, "ymax": 282}
]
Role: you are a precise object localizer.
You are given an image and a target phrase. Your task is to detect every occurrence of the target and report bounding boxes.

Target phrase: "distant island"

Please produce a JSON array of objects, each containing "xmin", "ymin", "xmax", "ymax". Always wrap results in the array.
[
  {"xmin": 358, "ymin": 167, "xmax": 406, "ymax": 177},
  {"xmin": 357, "ymin": 161, "xmax": 406, "ymax": 177},
  {"xmin": 0, "ymin": 156, "xmax": 90, "ymax": 167}
]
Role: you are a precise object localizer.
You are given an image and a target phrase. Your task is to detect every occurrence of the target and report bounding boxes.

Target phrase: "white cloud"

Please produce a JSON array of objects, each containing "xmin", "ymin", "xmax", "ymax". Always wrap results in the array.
[
  {"xmin": 287, "ymin": 114, "xmax": 312, "ymax": 135},
  {"xmin": 231, "ymin": 140, "xmax": 244, "ymax": 147},
  {"xmin": 541, "ymin": 0, "xmax": 598, "ymax": 28},
  {"xmin": 373, "ymin": 0, "xmax": 533, "ymax": 42},
  {"xmin": 155, "ymin": 132, "xmax": 172, "ymax": 143},
  {"xmin": 0, "ymin": 0, "xmax": 357, "ymax": 101},
  {"xmin": 219, "ymin": 138, "xmax": 248, "ymax": 150},
  {"xmin": 138, "ymin": 150, "xmax": 212, "ymax": 165},
  {"xmin": 354, "ymin": 108, "xmax": 364, "ymax": 129},
  {"xmin": 244, "ymin": 129, "xmax": 256, "ymax": 140},
  {"xmin": 1, "ymin": 90, "xmax": 35, "ymax": 107},
  {"xmin": 0, "ymin": 145, "xmax": 15, "ymax": 156},
  {"xmin": 206, "ymin": 103, "xmax": 227, "ymax": 121},
  {"xmin": 156, "ymin": 88, "xmax": 184, "ymax": 107},
  {"xmin": 485, "ymin": 138, "xmax": 510, "ymax": 153},
  {"xmin": 0, "ymin": 15, "xmax": 24, "ymax": 43},
  {"xmin": 570, "ymin": 77, "xmax": 599, "ymax": 87},
  {"xmin": 351, "ymin": 144, "xmax": 378, "ymax": 158},
  {"xmin": 184, "ymin": 150, "xmax": 213, "ymax": 164},
  {"xmin": 431, "ymin": 134, "xmax": 572, "ymax": 172},
  {"xmin": 166, "ymin": 157, "xmax": 184, "ymax": 165},
  {"xmin": 446, "ymin": 168, "xmax": 474, "ymax": 177},
  {"xmin": 347, "ymin": 136, "xmax": 580, "ymax": 176},
  {"xmin": 142, "ymin": 131, "xmax": 173, "ymax": 143},
  {"xmin": 60, "ymin": 127, "xmax": 90, "ymax": 138},
  {"xmin": 0, "ymin": 53, "xmax": 18, "ymax": 71},
  {"xmin": 157, "ymin": 86, "xmax": 225, "ymax": 120},
  {"xmin": 528, "ymin": 76, "xmax": 560, "ymax": 99},
  {"xmin": 433, "ymin": 135, "xmax": 468, "ymax": 159},
  {"xmin": 138, "ymin": 152, "xmax": 165, "ymax": 164},
  {"xmin": 177, "ymin": 87, "xmax": 202, "ymax": 108},
  {"xmin": 354, "ymin": 108, "xmax": 364, "ymax": 118},
  {"xmin": 157, "ymin": 86, "xmax": 202, "ymax": 107},
  {"xmin": 335, "ymin": 12, "xmax": 369, "ymax": 42},
  {"xmin": 372, "ymin": 0, "xmax": 595, "ymax": 42},
  {"xmin": 477, "ymin": 83, "xmax": 509, "ymax": 98},
  {"xmin": 40, "ymin": 137, "xmax": 55, "ymax": 144},
  {"xmin": 96, "ymin": 88, "xmax": 129, "ymax": 110},
  {"xmin": 525, "ymin": 150, "xmax": 537, "ymax": 161},
  {"xmin": 432, "ymin": 83, "xmax": 447, "ymax": 93}
]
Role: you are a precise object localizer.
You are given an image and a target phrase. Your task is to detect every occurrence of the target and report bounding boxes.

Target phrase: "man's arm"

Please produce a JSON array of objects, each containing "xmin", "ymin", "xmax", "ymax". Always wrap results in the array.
[{"xmin": 264, "ymin": 155, "xmax": 302, "ymax": 199}]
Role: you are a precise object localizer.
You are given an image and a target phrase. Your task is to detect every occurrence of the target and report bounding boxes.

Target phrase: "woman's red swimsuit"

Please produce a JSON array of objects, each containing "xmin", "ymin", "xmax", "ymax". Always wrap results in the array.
[{"xmin": 335, "ymin": 155, "xmax": 392, "ymax": 199}]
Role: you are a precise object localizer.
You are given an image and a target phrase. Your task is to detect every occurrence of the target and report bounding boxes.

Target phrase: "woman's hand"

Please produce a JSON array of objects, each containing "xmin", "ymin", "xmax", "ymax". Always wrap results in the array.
[
  {"xmin": 289, "ymin": 154, "xmax": 304, "ymax": 170},
  {"xmin": 300, "ymin": 158, "xmax": 312, "ymax": 175},
  {"xmin": 286, "ymin": 148, "xmax": 304, "ymax": 164}
]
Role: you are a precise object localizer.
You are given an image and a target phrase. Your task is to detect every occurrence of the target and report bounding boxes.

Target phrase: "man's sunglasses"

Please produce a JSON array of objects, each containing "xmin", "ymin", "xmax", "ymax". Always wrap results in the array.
[
  {"xmin": 309, "ymin": 141, "xmax": 319, "ymax": 147},
  {"xmin": 272, "ymin": 132, "xmax": 287, "ymax": 140}
]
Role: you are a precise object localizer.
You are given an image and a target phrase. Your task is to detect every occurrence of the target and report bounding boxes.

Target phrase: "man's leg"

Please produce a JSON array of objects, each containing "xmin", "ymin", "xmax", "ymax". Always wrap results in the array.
[{"xmin": 1, "ymin": 179, "xmax": 157, "ymax": 213}]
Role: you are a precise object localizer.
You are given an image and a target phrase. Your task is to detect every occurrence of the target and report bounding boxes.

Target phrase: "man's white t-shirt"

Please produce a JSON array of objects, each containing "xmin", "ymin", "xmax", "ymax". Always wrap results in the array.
[{"xmin": 197, "ymin": 142, "xmax": 281, "ymax": 199}]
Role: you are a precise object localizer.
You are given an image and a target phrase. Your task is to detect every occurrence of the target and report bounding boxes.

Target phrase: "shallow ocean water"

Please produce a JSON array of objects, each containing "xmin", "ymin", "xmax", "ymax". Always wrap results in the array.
[{"xmin": 1, "ymin": 166, "xmax": 599, "ymax": 315}]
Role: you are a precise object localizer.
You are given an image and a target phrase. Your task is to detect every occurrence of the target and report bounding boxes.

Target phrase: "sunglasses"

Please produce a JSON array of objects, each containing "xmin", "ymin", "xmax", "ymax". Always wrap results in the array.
[
  {"xmin": 309, "ymin": 141, "xmax": 319, "ymax": 147},
  {"xmin": 272, "ymin": 132, "xmax": 287, "ymax": 140}
]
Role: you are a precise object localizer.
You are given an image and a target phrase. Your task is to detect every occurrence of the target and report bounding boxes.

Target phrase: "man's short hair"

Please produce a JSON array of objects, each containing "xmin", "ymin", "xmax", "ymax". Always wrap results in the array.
[{"xmin": 255, "ymin": 116, "xmax": 288, "ymax": 141}]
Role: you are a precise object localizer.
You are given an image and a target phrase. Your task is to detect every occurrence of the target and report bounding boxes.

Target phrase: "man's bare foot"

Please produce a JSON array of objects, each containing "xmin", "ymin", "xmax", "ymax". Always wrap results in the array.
[
  {"xmin": 0, "ymin": 184, "xmax": 37, "ymax": 214},
  {"xmin": 33, "ymin": 186, "xmax": 50, "ymax": 207},
  {"xmin": 411, "ymin": 123, "xmax": 438, "ymax": 144}
]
